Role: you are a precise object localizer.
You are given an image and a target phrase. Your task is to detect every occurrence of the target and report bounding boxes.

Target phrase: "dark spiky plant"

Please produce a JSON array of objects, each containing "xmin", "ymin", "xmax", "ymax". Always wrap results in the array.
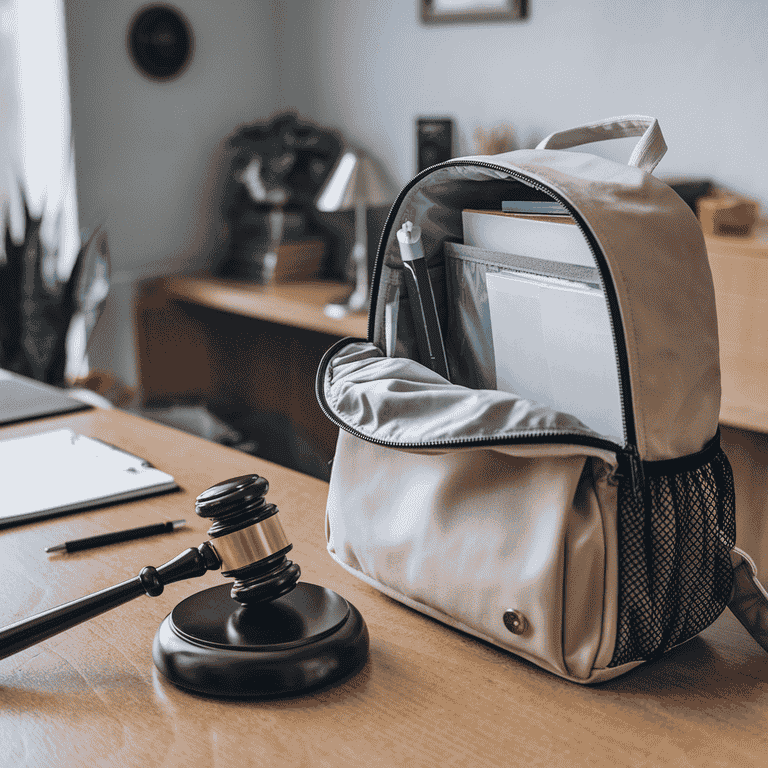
[{"xmin": 0, "ymin": 189, "xmax": 108, "ymax": 385}]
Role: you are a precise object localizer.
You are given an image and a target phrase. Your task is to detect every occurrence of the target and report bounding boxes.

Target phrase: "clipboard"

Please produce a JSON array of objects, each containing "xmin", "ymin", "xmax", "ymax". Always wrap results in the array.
[{"xmin": 0, "ymin": 429, "xmax": 178, "ymax": 528}]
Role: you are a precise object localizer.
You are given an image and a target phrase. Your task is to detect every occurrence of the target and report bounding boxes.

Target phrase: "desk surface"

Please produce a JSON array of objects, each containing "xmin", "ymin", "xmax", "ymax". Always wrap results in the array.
[{"xmin": 1, "ymin": 408, "xmax": 767, "ymax": 767}]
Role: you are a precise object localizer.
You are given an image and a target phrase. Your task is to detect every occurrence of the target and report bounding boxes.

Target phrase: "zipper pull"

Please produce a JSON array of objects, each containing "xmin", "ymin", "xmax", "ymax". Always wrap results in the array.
[{"xmin": 624, "ymin": 444, "xmax": 645, "ymax": 501}]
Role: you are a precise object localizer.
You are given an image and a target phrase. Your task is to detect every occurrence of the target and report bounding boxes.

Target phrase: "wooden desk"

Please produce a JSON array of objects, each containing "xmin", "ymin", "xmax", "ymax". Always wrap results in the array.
[
  {"xmin": 135, "ymin": 276, "xmax": 368, "ymax": 479},
  {"xmin": 1, "ymin": 408, "xmax": 767, "ymax": 767}
]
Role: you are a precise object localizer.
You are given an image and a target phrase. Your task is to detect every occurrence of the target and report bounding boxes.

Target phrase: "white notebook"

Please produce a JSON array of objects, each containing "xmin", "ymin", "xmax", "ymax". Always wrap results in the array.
[
  {"xmin": 0, "ymin": 429, "xmax": 178, "ymax": 527},
  {"xmin": 486, "ymin": 270, "xmax": 623, "ymax": 441},
  {"xmin": 462, "ymin": 209, "xmax": 596, "ymax": 267}
]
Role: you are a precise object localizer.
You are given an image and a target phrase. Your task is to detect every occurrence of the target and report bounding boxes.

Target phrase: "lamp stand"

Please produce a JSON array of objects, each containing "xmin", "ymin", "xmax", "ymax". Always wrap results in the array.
[{"xmin": 324, "ymin": 200, "xmax": 369, "ymax": 318}]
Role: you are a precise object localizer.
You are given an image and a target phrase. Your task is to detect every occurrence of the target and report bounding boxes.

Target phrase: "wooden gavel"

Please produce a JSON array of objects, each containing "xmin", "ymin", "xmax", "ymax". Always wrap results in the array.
[{"xmin": 0, "ymin": 475, "xmax": 368, "ymax": 698}]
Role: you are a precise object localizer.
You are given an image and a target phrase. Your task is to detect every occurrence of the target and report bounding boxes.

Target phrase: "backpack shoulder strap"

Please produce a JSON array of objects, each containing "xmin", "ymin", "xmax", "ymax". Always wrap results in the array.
[{"xmin": 729, "ymin": 547, "xmax": 768, "ymax": 653}]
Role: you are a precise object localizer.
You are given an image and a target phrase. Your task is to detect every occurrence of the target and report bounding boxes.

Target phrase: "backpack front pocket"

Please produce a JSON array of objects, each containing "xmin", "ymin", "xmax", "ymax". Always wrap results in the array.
[{"xmin": 319, "ymin": 339, "xmax": 628, "ymax": 683}]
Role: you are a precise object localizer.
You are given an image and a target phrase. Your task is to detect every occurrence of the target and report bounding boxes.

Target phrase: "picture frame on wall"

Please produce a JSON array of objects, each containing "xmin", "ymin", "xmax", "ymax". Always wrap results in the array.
[{"xmin": 421, "ymin": 0, "xmax": 527, "ymax": 24}]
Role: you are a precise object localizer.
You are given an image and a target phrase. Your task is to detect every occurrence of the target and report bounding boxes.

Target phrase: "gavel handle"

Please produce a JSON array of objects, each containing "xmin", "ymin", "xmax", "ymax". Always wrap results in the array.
[{"xmin": 0, "ymin": 544, "xmax": 220, "ymax": 662}]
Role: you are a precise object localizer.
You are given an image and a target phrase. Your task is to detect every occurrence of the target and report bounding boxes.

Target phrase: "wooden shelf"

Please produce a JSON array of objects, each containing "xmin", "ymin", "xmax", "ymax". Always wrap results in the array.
[
  {"xmin": 135, "ymin": 275, "xmax": 369, "ymax": 479},
  {"xmin": 160, "ymin": 275, "xmax": 368, "ymax": 338}
]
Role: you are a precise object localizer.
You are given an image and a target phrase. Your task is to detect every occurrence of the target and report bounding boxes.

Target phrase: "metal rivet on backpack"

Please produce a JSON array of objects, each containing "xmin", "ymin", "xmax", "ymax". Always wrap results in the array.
[{"xmin": 503, "ymin": 609, "xmax": 527, "ymax": 635}]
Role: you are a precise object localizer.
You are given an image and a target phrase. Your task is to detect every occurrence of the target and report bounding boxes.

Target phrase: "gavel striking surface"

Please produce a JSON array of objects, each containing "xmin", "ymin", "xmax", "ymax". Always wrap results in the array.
[{"xmin": 153, "ymin": 474, "xmax": 369, "ymax": 697}]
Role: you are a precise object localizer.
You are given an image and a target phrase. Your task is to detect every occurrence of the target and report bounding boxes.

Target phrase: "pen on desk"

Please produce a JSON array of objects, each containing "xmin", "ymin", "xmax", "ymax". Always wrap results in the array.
[
  {"xmin": 396, "ymin": 221, "xmax": 450, "ymax": 380},
  {"xmin": 45, "ymin": 520, "xmax": 186, "ymax": 554}
]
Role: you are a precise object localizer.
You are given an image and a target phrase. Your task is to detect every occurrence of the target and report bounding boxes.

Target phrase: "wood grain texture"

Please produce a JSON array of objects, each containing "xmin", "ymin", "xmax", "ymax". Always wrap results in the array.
[
  {"xmin": 159, "ymin": 275, "xmax": 368, "ymax": 338},
  {"xmin": 134, "ymin": 275, "xmax": 367, "ymax": 476},
  {"xmin": 1, "ymin": 410, "xmax": 767, "ymax": 767},
  {"xmin": 706, "ymin": 226, "xmax": 768, "ymax": 432}
]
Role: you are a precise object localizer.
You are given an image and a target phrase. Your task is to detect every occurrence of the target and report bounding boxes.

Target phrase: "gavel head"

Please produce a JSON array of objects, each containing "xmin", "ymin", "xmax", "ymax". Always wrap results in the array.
[
  {"xmin": 195, "ymin": 475, "xmax": 301, "ymax": 604},
  {"xmin": 153, "ymin": 473, "xmax": 368, "ymax": 699}
]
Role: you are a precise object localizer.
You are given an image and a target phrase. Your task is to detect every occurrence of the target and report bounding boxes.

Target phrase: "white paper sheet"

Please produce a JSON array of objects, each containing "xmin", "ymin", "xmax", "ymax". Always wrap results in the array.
[
  {"xmin": 486, "ymin": 270, "xmax": 623, "ymax": 441},
  {"xmin": 0, "ymin": 429, "xmax": 178, "ymax": 525}
]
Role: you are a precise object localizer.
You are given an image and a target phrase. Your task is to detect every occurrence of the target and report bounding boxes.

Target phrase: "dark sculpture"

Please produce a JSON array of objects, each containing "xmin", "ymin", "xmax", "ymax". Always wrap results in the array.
[{"xmin": 215, "ymin": 111, "xmax": 343, "ymax": 280}]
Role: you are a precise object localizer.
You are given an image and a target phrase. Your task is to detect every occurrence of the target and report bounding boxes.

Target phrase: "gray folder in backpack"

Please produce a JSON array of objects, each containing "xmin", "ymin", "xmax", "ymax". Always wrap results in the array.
[{"xmin": 444, "ymin": 240, "xmax": 623, "ymax": 442}]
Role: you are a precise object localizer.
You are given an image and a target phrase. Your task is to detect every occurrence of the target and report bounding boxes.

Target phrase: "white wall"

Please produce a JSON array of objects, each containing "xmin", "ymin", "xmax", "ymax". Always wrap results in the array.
[
  {"xmin": 282, "ymin": 0, "xmax": 768, "ymax": 204},
  {"xmin": 66, "ymin": 0, "xmax": 282, "ymax": 277},
  {"xmin": 65, "ymin": 0, "xmax": 282, "ymax": 387},
  {"xmin": 1, "ymin": 0, "xmax": 79, "ymax": 273}
]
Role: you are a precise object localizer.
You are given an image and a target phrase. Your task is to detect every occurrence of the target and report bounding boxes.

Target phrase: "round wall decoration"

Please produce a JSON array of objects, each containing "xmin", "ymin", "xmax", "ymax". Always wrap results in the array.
[{"xmin": 127, "ymin": 4, "xmax": 194, "ymax": 81}]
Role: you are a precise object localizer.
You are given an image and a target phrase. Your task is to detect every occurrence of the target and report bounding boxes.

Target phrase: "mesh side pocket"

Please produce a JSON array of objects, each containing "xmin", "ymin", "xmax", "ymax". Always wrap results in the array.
[{"xmin": 609, "ymin": 433, "xmax": 736, "ymax": 667}]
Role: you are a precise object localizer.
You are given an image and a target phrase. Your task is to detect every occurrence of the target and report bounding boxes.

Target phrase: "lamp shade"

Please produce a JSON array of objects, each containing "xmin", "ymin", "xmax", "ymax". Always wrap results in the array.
[{"xmin": 316, "ymin": 149, "xmax": 395, "ymax": 212}]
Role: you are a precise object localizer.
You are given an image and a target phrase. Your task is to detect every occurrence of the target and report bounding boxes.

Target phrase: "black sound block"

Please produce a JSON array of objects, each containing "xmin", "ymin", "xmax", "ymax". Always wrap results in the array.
[{"xmin": 153, "ymin": 582, "xmax": 369, "ymax": 698}]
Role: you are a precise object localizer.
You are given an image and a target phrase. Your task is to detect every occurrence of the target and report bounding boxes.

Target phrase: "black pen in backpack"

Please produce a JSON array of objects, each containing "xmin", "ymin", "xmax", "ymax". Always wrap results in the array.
[{"xmin": 396, "ymin": 221, "xmax": 450, "ymax": 381}]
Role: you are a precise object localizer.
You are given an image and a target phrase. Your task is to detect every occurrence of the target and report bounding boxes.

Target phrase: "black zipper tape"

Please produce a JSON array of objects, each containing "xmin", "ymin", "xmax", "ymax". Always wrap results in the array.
[
  {"xmin": 363, "ymin": 159, "xmax": 647, "ymax": 492},
  {"xmin": 315, "ymin": 337, "xmax": 622, "ymax": 456},
  {"xmin": 368, "ymin": 160, "xmax": 637, "ymax": 448}
]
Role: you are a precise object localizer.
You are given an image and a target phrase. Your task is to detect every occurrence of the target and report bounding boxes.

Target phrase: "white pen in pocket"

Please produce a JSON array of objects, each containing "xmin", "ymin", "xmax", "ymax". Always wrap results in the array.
[
  {"xmin": 384, "ymin": 286, "xmax": 400, "ymax": 357},
  {"xmin": 396, "ymin": 221, "xmax": 450, "ymax": 380}
]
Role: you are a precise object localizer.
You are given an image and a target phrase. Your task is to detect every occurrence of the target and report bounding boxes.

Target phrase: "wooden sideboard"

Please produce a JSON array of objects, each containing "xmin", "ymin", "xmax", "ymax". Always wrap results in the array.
[
  {"xmin": 706, "ymin": 222, "xmax": 768, "ymax": 431},
  {"xmin": 135, "ymin": 276, "xmax": 367, "ymax": 479},
  {"xmin": 705, "ymin": 223, "xmax": 768, "ymax": 583},
  {"xmin": 136, "ymin": 228, "xmax": 768, "ymax": 440}
]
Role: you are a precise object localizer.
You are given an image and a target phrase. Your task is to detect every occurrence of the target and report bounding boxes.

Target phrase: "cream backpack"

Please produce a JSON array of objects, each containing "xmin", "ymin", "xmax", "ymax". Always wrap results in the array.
[{"xmin": 316, "ymin": 116, "xmax": 768, "ymax": 683}]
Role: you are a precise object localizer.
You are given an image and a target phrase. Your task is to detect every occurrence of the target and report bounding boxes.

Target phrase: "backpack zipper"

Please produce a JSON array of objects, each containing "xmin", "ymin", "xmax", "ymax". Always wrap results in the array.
[{"xmin": 336, "ymin": 159, "xmax": 643, "ymax": 495}]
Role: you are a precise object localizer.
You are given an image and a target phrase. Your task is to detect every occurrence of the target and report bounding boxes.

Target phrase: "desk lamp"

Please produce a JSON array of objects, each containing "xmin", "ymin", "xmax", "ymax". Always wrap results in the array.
[
  {"xmin": 316, "ymin": 148, "xmax": 395, "ymax": 317},
  {"xmin": 0, "ymin": 475, "xmax": 368, "ymax": 699}
]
